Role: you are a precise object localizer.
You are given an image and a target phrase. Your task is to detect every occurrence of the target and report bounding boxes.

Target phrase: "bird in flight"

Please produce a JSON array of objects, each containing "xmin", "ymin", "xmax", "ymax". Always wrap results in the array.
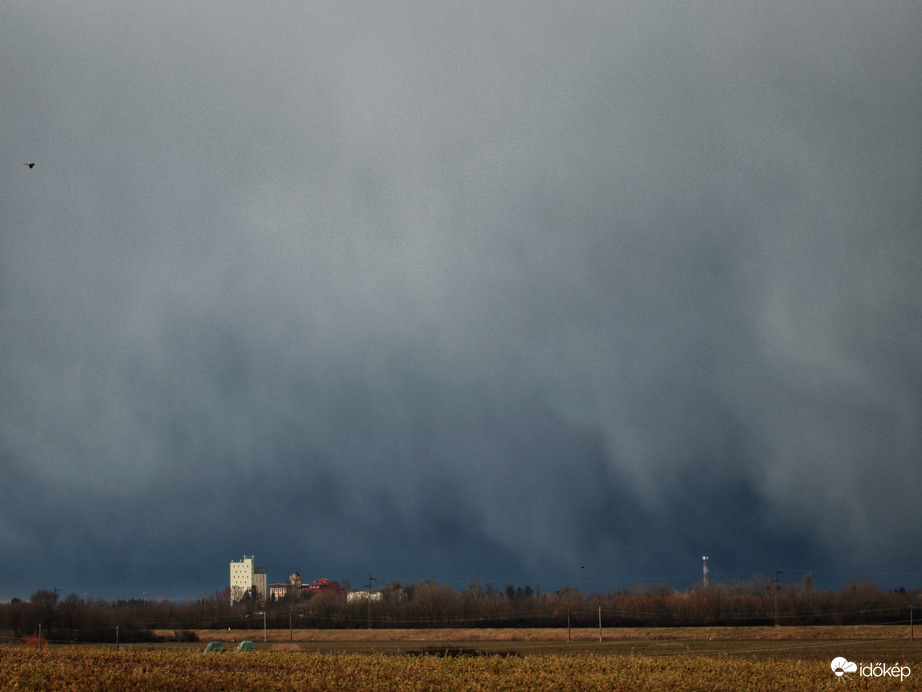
[{"xmin": 24, "ymin": 162, "xmax": 35, "ymax": 168}]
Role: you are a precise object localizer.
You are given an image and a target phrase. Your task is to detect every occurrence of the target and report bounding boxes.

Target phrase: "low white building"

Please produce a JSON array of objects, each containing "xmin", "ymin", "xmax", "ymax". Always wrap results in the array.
[
  {"xmin": 347, "ymin": 590, "xmax": 383, "ymax": 603},
  {"xmin": 229, "ymin": 555, "xmax": 267, "ymax": 605}
]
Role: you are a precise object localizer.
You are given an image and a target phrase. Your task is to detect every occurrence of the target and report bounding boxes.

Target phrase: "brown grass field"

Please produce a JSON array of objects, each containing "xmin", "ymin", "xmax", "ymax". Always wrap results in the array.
[
  {"xmin": 175, "ymin": 624, "xmax": 922, "ymax": 659},
  {"xmin": 3, "ymin": 626, "xmax": 921, "ymax": 690}
]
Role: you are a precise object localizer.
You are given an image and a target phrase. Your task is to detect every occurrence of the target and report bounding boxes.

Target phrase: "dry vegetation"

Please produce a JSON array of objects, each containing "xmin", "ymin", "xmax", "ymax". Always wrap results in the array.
[
  {"xmin": 174, "ymin": 625, "xmax": 922, "ymax": 663},
  {"xmin": 5, "ymin": 626, "xmax": 917, "ymax": 690},
  {"xmin": 1, "ymin": 646, "xmax": 903, "ymax": 691},
  {"xmin": 183, "ymin": 624, "xmax": 917, "ymax": 643}
]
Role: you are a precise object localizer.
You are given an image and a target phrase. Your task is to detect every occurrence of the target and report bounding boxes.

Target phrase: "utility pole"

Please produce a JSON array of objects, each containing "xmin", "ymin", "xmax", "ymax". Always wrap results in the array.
[
  {"xmin": 598, "ymin": 606, "xmax": 602, "ymax": 642},
  {"xmin": 289, "ymin": 610, "xmax": 305, "ymax": 642},
  {"xmin": 772, "ymin": 568, "xmax": 783, "ymax": 626}
]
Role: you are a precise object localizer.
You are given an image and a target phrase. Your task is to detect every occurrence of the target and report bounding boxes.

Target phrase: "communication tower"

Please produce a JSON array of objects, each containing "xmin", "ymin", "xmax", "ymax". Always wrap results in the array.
[{"xmin": 702, "ymin": 555, "xmax": 709, "ymax": 589}]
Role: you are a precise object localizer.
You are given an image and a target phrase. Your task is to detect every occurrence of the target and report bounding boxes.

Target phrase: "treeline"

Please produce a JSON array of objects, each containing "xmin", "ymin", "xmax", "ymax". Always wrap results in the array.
[{"xmin": 1, "ymin": 575, "xmax": 918, "ymax": 645}]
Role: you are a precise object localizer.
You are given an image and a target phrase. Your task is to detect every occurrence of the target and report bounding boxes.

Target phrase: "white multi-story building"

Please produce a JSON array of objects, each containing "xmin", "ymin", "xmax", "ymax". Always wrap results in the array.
[{"xmin": 229, "ymin": 555, "xmax": 267, "ymax": 605}]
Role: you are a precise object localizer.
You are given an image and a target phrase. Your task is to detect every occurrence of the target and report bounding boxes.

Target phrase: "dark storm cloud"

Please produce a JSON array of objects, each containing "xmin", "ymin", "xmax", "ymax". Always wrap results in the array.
[{"xmin": 2, "ymin": 2, "xmax": 921, "ymax": 598}]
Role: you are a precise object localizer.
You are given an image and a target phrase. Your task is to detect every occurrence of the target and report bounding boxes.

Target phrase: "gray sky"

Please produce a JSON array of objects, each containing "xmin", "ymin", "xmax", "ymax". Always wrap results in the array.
[{"xmin": 2, "ymin": 2, "xmax": 921, "ymax": 600}]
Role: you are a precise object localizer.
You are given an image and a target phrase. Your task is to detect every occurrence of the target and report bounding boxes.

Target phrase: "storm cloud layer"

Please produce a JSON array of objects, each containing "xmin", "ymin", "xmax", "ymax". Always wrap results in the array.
[{"xmin": 2, "ymin": 2, "xmax": 921, "ymax": 599}]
